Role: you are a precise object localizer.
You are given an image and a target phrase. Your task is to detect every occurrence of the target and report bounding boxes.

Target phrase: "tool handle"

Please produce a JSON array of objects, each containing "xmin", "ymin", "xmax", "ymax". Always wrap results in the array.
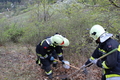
[
  {"xmin": 66, "ymin": 47, "xmax": 119, "ymax": 78},
  {"xmin": 98, "ymin": 48, "xmax": 118, "ymax": 60},
  {"xmin": 84, "ymin": 48, "xmax": 118, "ymax": 68},
  {"xmin": 54, "ymin": 59, "xmax": 80, "ymax": 70}
]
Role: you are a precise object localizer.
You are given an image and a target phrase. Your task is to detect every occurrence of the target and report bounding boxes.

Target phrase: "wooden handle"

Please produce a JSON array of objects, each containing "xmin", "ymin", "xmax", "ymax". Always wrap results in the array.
[{"xmin": 54, "ymin": 59, "xmax": 79, "ymax": 70}]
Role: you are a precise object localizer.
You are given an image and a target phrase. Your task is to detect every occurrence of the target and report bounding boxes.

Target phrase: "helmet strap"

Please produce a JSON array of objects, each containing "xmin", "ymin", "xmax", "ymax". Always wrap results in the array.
[{"xmin": 95, "ymin": 38, "xmax": 100, "ymax": 44}]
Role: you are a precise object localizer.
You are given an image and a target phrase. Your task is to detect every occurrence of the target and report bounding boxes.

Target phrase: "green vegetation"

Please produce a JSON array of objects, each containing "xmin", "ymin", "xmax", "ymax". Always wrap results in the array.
[
  {"xmin": 0, "ymin": 0, "xmax": 120, "ymax": 56},
  {"xmin": 0, "ymin": 1, "xmax": 120, "ymax": 79}
]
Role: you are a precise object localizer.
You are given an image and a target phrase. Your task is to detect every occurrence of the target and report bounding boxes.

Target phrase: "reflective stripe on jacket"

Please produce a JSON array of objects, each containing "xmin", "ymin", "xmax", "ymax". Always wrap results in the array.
[
  {"xmin": 36, "ymin": 39, "xmax": 64, "ymax": 61},
  {"xmin": 85, "ymin": 38, "xmax": 120, "ymax": 78}
]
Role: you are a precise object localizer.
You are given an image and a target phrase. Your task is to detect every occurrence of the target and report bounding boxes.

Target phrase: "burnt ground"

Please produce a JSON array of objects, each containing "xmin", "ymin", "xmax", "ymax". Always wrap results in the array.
[{"xmin": 0, "ymin": 44, "xmax": 101, "ymax": 80}]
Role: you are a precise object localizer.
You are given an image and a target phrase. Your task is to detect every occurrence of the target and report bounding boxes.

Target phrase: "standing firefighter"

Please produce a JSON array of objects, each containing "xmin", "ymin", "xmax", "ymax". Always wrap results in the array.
[
  {"xmin": 36, "ymin": 33, "xmax": 70, "ymax": 79},
  {"xmin": 82, "ymin": 25, "xmax": 120, "ymax": 80}
]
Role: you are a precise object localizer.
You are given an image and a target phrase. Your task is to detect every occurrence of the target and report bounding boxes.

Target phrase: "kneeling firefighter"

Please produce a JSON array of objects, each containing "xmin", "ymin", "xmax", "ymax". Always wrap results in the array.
[{"xmin": 36, "ymin": 34, "xmax": 70, "ymax": 79}]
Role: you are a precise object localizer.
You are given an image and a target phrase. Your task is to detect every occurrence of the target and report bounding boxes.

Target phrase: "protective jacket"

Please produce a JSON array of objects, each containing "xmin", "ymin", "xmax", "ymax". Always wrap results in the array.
[
  {"xmin": 85, "ymin": 38, "xmax": 120, "ymax": 79},
  {"xmin": 36, "ymin": 38, "xmax": 64, "ymax": 76},
  {"xmin": 36, "ymin": 39, "xmax": 64, "ymax": 61}
]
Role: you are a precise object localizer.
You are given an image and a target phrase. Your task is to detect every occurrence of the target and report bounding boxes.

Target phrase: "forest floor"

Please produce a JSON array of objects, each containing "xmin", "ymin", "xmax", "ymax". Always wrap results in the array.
[{"xmin": 0, "ymin": 43, "xmax": 102, "ymax": 80}]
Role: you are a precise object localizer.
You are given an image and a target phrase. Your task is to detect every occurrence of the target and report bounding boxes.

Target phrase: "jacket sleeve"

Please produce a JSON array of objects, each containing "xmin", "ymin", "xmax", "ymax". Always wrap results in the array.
[
  {"xmin": 97, "ymin": 43, "xmax": 118, "ymax": 69},
  {"xmin": 85, "ymin": 46, "xmax": 101, "ymax": 67},
  {"xmin": 55, "ymin": 46, "xmax": 64, "ymax": 61},
  {"xmin": 36, "ymin": 43, "xmax": 49, "ymax": 59}
]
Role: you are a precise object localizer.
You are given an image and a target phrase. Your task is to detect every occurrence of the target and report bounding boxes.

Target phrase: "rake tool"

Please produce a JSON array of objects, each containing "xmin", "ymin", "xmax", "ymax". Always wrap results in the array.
[{"xmin": 62, "ymin": 45, "xmax": 120, "ymax": 79}]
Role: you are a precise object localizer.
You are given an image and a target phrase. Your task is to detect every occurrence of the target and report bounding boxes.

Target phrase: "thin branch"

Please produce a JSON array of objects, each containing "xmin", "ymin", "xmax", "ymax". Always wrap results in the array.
[{"xmin": 109, "ymin": 0, "xmax": 120, "ymax": 8}]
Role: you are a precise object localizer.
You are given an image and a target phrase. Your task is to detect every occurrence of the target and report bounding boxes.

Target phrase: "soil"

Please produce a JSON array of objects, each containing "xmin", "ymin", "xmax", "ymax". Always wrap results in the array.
[{"xmin": 0, "ymin": 44, "xmax": 101, "ymax": 80}]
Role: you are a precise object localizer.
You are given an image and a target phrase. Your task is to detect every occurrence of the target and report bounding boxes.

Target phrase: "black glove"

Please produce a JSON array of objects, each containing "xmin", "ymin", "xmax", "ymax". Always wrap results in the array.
[{"xmin": 96, "ymin": 59, "xmax": 103, "ymax": 68}]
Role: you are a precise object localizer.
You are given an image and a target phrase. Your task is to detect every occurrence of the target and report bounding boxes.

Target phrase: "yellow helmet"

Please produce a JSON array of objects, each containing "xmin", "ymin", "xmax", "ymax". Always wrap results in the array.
[
  {"xmin": 90, "ymin": 25, "xmax": 105, "ymax": 40},
  {"xmin": 51, "ymin": 34, "xmax": 69, "ymax": 46}
]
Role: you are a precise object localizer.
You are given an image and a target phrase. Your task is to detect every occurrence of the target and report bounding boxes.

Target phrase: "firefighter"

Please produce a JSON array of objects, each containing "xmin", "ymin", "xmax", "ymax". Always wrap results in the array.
[
  {"xmin": 36, "ymin": 33, "xmax": 70, "ymax": 79},
  {"xmin": 82, "ymin": 25, "xmax": 120, "ymax": 80}
]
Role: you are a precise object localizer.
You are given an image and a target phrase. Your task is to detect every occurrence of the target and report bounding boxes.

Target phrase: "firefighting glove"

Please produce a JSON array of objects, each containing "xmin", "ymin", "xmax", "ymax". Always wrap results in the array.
[
  {"xmin": 81, "ymin": 65, "xmax": 88, "ymax": 75},
  {"xmin": 50, "ymin": 56, "xmax": 55, "ymax": 61},
  {"xmin": 96, "ymin": 59, "xmax": 103, "ymax": 68},
  {"xmin": 91, "ymin": 59, "xmax": 98, "ymax": 65}
]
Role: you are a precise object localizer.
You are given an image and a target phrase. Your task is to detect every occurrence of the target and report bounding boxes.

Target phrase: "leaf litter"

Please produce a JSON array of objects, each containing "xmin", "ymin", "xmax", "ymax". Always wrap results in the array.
[{"xmin": 0, "ymin": 44, "xmax": 101, "ymax": 80}]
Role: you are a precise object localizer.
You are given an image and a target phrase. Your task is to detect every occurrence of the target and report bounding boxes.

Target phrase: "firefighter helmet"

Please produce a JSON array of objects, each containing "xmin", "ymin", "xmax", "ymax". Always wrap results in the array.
[
  {"xmin": 62, "ymin": 37, "xmax": 70, "ymax": 46},
  {"xmin": 90, "ymin": 25, "xmax": 105, "ymax": 40},
  {"xmin": 51, "ymin": 34, "xmax": 69, "ymax": 46}
]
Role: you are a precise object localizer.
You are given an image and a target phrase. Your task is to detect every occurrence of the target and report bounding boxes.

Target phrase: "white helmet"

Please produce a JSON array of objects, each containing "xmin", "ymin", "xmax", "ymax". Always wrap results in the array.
[
  {"xmin": 62, "ymin": 37, "xmax": 70, "ymax": 46},
  {"xmin": 51, "ymin": 34, "xmax": 70, "ymax": 46},
  {"xmin": 90, "ymin": 25, "xmax": 105, "ymax": 40}
]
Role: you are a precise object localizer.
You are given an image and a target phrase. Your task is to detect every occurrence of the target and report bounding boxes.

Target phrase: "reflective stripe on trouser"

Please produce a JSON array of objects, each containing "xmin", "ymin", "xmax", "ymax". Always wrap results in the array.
[
  {"xmin": 45, "ymin": 70, "xmax": 52, "ymax": 75},
  {"xmin": 106, "ymin": 77, "xmax": 120, "ymax": 80},
  {"xmin": 106, "ymin": 74, "xmax": 120, "ymax": 78},
  {"xmin": 37, "ymin": 59, "xmax": 41, "ymax": 64},
  {"xmin": 40, "ymin": 59, "xmax": 52, "ymax": 75}
]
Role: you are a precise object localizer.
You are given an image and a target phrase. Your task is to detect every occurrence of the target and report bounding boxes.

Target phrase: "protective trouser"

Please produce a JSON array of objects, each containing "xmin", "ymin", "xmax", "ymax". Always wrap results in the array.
[
  {"xmin": 101, "ymin": 74, "xmax": 106, "ymax": 80},
  {"xmin": 40, "ymin": 51, "xmax": 58, "ymax": 76},
  {"xmin": 41, "ymin": 58, "xmax": 52, "ymax": 75},
  {"xmin": 106, "ymin": 77, "xmax": 120, "ymax": 80}
]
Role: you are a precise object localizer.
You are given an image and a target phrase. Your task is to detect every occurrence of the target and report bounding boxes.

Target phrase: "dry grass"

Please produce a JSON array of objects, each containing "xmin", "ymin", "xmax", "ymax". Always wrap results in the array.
[{"xmin": 0, "ymin": 43, "xmax": 101, "ymax": 80}]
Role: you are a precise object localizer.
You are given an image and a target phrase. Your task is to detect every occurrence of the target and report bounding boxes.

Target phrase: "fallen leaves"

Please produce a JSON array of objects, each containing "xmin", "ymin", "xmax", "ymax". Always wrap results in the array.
[{"xmin": 0, "ymin": 44, "xmax": 101, "ymax": 80}]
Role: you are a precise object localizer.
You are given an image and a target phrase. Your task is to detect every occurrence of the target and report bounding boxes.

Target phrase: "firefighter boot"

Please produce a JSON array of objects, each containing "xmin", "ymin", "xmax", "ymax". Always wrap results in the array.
[
  {"xmin": 53, "ymin": 63, "xmax": 57, "ymax": 68},
  {"xmin": 48, "ymin": 73, "xmax": 53, "ymax": 79},
  {"xmin": 41, "ymin": 65, "xmax": 44, "ymax": 69}
]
